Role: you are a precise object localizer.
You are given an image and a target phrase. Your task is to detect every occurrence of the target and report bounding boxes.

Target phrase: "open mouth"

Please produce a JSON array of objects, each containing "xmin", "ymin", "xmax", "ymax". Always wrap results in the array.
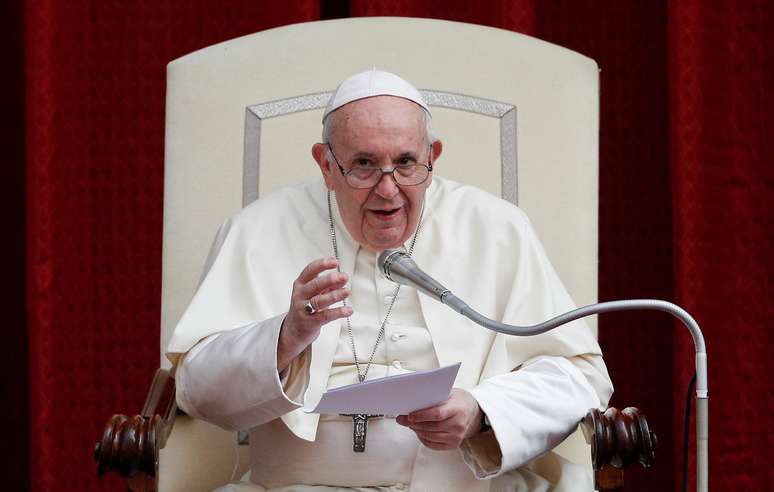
[{"xmin": 370, "ymin": 207, "xmax": 401, "ymax": 217}]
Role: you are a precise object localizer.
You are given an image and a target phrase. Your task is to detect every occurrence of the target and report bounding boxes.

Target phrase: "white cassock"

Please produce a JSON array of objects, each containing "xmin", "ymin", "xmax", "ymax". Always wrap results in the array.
[{"xmin": 167, "ymin": 176, "xmax": 614, "ymax": 492}]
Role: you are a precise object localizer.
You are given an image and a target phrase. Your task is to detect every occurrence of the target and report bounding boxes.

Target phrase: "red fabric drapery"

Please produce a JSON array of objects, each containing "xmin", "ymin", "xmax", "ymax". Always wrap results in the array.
[
  {"xmin": 17, "ymin": 1, "xmax": 772, "ymax": 490},
  {"xmin": 23, "ymin": 3, "xmax": 322, "ymax": 490},
  {"xmin": 669, "ymin": 1, "xmax": 774, "ymax": 490}
]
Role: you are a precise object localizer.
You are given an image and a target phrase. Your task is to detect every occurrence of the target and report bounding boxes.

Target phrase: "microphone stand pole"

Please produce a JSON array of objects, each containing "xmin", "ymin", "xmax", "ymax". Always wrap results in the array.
[
  {"xmin": 442, "ymin": 295, "xmax": 708, "ymax": 492},
  {"xmin": 379, "ymin": 251, "xmax": 708, "ymax": 491}
]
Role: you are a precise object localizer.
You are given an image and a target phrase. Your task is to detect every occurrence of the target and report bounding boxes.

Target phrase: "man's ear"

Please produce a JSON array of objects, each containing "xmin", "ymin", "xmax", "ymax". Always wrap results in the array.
[
  {"xmin": 312, "ymin": 143, "xmax": 335, "ymax": 190},
  {"xmin": 425, "ymin": 140, "xmax": 443, "ymax": 187},
  {"xmin": 431, "ymin": 139, "xmax": 443, "ymax": 165}
]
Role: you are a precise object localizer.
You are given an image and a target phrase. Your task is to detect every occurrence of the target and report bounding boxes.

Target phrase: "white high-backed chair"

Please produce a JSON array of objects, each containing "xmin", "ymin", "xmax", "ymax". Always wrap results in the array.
[{"xmin": 97, "ymin": 18, "xmax": 654, "ymax": 492}]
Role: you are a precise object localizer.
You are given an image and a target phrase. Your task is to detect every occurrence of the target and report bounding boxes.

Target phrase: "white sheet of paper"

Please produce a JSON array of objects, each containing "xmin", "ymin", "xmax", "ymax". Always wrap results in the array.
[{"xmin": 304, "ymin": 362, "xmax": 461, "ymax": 415}]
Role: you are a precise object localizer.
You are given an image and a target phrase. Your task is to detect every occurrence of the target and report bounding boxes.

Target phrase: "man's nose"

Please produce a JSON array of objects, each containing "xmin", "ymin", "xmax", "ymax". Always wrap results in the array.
[{"xmin": 373, "ymin": 171, "xmax": 400, "ymax": 199}]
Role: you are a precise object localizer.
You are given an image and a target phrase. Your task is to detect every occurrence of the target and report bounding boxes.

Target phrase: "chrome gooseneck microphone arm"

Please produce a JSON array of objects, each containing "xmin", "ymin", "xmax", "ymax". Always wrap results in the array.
[{"xmin": 378, "ymin": 249, "xmax": 709, "ymax": 492}]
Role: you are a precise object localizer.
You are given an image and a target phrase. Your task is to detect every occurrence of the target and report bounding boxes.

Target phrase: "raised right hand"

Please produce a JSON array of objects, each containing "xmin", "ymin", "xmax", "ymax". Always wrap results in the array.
[{"xmin": 277, "ymin": 257, "xmax": 352, "ymax": 373}]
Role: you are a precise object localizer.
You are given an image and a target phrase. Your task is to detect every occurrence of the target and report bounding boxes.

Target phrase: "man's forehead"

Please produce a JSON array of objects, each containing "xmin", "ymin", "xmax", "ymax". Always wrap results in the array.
[{"xmin": 330, "ymin": 97, "xmax": 427, "ymax": 148}]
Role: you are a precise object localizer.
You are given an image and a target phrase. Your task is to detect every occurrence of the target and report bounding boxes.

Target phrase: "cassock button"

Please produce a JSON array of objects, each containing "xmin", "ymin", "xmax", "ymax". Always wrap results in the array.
[
  {"xmin": 390, "ymin": 333, "xmax": 407, "ymax": 342},
  {"xmin": 391, "ymin": 360, "xmax": 403, "ymax": 369}
]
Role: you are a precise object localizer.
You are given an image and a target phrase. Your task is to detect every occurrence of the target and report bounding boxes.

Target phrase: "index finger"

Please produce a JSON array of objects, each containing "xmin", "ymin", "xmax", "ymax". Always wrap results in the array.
[{"xmin": 297, "ymin": 257, "xmax": 338, "ymax": 284}]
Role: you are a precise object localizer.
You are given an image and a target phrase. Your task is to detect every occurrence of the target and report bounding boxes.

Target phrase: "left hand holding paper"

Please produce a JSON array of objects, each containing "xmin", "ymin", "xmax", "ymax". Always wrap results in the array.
[{"xmin": 397, "ymin": 388, "xmax": 483, "ymax": 450}]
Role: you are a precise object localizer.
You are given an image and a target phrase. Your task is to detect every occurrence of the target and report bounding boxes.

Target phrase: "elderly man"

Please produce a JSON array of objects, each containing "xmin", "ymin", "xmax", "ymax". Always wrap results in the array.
[{"xmin": 167, "ymin": 70, "xmax": 613, "ymax": 491}]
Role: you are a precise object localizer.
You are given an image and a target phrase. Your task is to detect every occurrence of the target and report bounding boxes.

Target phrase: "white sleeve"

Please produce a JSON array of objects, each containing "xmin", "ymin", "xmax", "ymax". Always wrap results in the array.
[
  {"xmin": 175, "ymin": 313, "xmax": 311, "ymax": 432},
  {"xmin": 460, "ymin": 355, "xmax": 602, "ymax": 478}
]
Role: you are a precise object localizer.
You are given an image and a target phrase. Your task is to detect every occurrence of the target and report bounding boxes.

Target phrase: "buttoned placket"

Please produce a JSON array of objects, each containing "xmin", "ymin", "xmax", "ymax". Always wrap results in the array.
[
  {"xmin": 375, "ymin": 253, "xmax": 409, "ymax": 376},
  {"xmin": 375, "ymin": 255, "xmax": 393, "ymax": 375}
]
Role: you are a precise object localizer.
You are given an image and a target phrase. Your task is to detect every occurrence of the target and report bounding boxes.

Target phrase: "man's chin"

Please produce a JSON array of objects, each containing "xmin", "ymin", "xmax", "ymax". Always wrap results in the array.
[{"xmin": 361, "ymin": 230, "xmax": 408, "ymax": 252}]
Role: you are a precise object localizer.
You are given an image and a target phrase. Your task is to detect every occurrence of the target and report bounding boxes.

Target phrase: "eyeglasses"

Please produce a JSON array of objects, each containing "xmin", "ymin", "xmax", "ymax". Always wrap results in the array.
[{"xmin": 327, "ymin": 143, "xmax": 433, "ymax": 189}]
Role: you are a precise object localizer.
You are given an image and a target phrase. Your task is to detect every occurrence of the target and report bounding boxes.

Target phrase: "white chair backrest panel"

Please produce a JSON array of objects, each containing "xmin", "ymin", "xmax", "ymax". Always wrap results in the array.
[{"xmin": 160, "ymin": 18, "xmax": 598, "ymax": 490}]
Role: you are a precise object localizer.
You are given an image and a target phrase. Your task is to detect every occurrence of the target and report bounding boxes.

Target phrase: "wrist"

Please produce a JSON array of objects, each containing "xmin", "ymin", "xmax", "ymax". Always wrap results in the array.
[
  {"xmin": 277, "ymin": 317, "xmax": 302, "ymax": 373},
  {"xmin": 479, "ymin": 408, "xmax": 492, "ymax": 433}
]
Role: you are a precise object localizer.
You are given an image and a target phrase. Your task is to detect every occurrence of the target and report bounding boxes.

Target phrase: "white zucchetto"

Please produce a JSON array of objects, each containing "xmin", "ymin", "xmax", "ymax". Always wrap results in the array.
[{"xmin": 322, "ymin": 69, "xmax": 430, "ymax": 122}]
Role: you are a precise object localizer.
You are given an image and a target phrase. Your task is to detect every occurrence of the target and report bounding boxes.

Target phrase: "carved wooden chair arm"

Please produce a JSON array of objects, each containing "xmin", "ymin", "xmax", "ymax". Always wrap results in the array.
[
  {"xmin": 582, "ymin": 407, "xmax": 657, "ymax": 491},
  {"xmin": 94, "ymin": 375, "xmax": 654, "ymax": 492},
  {"xmin": 94, "ymin": 368, "xmax": 178, "ymax": 492}
]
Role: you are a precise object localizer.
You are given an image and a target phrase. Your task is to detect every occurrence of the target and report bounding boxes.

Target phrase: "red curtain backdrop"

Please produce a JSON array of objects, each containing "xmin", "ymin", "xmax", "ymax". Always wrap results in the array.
[
  {"xmin": 669, "ymin": 2, "xmax": 774, "ymax": 490},
  {"xmin": 14, "ymin": 1, "xmax": 771, "ymax": 490},
  {"xmin": 23, "ymin": 2, "xmax": 322, "ymax": 490}
]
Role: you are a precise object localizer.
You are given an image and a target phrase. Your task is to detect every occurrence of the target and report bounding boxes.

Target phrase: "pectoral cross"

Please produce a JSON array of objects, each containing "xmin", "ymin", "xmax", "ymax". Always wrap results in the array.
[{"xmin": 341, "ymin": 413, "xmax": 382, "ymax": 452}]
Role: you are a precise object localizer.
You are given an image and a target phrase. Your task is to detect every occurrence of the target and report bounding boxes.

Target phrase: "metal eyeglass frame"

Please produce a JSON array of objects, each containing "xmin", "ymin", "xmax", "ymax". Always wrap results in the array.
[{"xmin": 326, "ymin": 143, "xmax": 434, "ymax": 188}]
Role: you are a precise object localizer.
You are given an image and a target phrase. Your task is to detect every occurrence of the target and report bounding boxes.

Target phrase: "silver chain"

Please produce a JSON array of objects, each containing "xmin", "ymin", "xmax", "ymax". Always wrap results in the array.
[{"xmin": 327, "ymin": 191, "xmax": 424, "ymax": 383}]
